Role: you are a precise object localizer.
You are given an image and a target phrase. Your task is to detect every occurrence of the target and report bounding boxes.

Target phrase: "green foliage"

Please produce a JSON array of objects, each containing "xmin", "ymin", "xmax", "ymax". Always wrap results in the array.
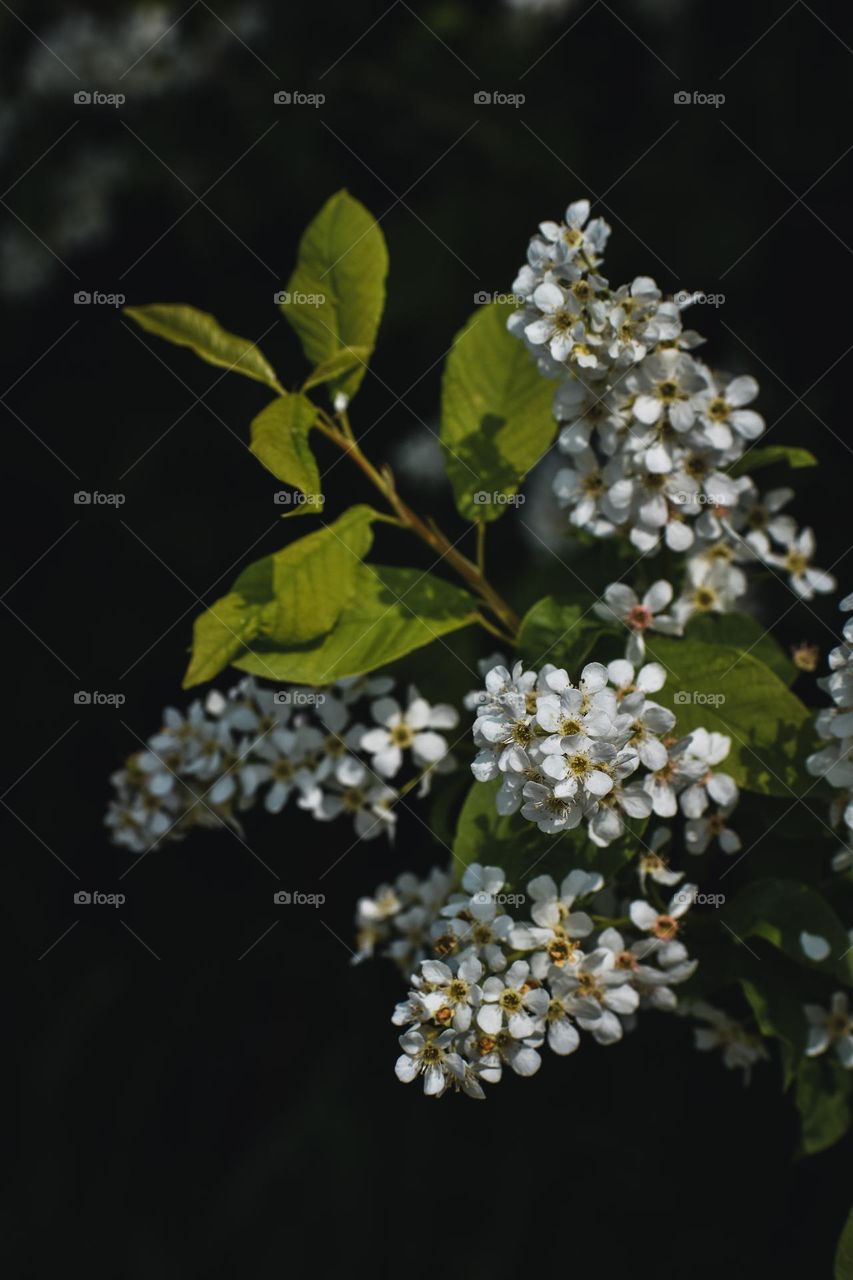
[
  {"xmin": 795, "ymin": 1055, "xmax": 852, "ymax": 1156},
  {"xmin": 517, "ymin": 595, "xmax": 612, "ymax": 672},
  {"xmin": 440, "ymin": 302, "xmax": 556, "ymax": 522},
  {"xmin": 724, "ymin": 878, "xmax": 853, "ymax": 984},
  {"xmin": 452, "ymin": 778, "xmax": 646, "ymax": 886},
  {"xmin": 684, "ymin": 611, "xmax": 796, "ymax": 685},
  {"xmin": 231, "ymin": 564, "xmax": 478, "ymax": 685},
  {"xmin": 730, "ymin": 445, "xmax": 818, "ymax": 477},
  {"xmin": 124, "ymin": 304, "xmax": 281, "ymax": 390},
  {"xmin": 281, "ymin": 190, "xmax": 388, "ymax": 401},
  {"xmin": 249, "ymin": 392, "xmax": 322, "ymax": 513},
  {"xmin": 645, "ymin": 635, "xmax": 811, "ymax": 795},
  {"xmin": 184, "ymin": 505, "xmax": 378, "ymax": 686}
]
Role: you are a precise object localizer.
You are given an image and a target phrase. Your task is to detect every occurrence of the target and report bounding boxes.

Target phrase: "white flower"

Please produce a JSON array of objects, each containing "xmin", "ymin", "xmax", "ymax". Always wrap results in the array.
[
  {"xmin": 361, "ymin": 688, "xmax": 458, "ymax": 778},
  {"xmin": 753, "ymin": 526, "xmax": 836, "ymax": 600},
  {"xmin": 594, "ymin": 580, "xmax": 681, "ymax": 663},
  {"xmin": 629, "ymin": 885, "xmax": 697, "ymax": 948},
  {"xmin": 685, "ymin": 804, "xmax": 741, "ymax": 855},
  {"xmin": 395, "ymin": 1029, "xmax": 465, "ymax": 1095},
  {"xmin": 678, "ymin": 729, "xmax": 738, "ymax": 818},
  {"xmin": 477, "ymin": 960, "xmax": 549, "ymax": 1038},
  {"xmin": 805, "ymin": 993, "xmax": 853, "ymax": 1069}
]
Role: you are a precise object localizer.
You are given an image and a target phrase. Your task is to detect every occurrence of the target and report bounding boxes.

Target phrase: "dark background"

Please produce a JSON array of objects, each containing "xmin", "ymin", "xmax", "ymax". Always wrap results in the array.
[{"xmin": 4, "ymin": 0, "xmax": 852, "ymax": 1274}]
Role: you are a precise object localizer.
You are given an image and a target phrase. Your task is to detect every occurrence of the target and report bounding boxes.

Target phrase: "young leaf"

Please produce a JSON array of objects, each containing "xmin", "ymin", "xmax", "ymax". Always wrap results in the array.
[
  {"xmin": 645, "ymin": 636, "xmax": 811, "ymax": 795},
  {"xmin": 124, "ymin": 304, "xmax": 281, "ymax": 390},
  {"xmin": 249, "ymin": 393, "xmax": 322, "ymax": 513},
  {"xmin": 183, "ymin": 506, "xmax": 378, "ymax": 687},
  {"xmin": 231, "ymin": 564, "xmax": 478, "ymax": 684},
  {"xmin": 730, "ymin": 445, "xmax": 818, "ymax": 477},
  {"xmin": 517, "ymin": 595, "xmax": 612, "ymax": 672},
  {"xmin": 440, "ymin": 301, "xmax": 557, "ymax": 522},
  {"xmin": 281, "ymin": 190, "xmax": 388, "ymax": 401}
]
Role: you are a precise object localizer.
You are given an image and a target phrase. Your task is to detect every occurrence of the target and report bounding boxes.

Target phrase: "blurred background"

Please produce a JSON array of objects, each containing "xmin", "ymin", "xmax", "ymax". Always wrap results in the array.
[{"xmin": 5, "ymin": 0, "xmax": 852, "ymax": 1273}]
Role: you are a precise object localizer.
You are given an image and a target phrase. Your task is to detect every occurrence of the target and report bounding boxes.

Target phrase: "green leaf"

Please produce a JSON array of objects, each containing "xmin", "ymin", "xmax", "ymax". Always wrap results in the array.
[
  {"xmin": 231, "ymin": 564, "xmax": 478, "ymax": 685},
  {"xmin": 517, "ymin": 595, "xmax": 612, "ymax": 672},
  {"xmin": 302, "ymin": 345, "xmax": 371, "ymax": 391},
  {"xmin": 124, "ymin": 304, "xmax": 281, "ymax": 390},
  {"xmin": 282, "ymin": 190, "xmax": 388, "ymax": 401},
  {"xmin": 249, "ymin": 393, "xmax": 322, "ymax": 514},
  {"xmin": 835, "ymin": 1206, "xmax": 853, "ymax": 1280},
  {"xmin": 452, "ymin": 778, "xmax": 646, "ymax": 887},
  {"xmin": 724, "ymin": 878, "xmax": 853, "ymax": 983},
  {"xmin": 795, "ymin": 1056, "xmax": 852, "ymax": 1156},
  {"xmin": 184, "ymin": 505, "xmax": 378, "ymax": 687},
  {"xmin": 440, "ymin": 302, "xmax": 557, "ymax": 522},
  {"xmin": 685, "ymin": 612, "xmax": 796, "ymax": 685},
  {"xmin": 645, "ymin": 636, "xmax": 811, "ymax": 795},
  {"xmin": 730, "ymin": 445, "xmax": 818, "ymax": 477}
]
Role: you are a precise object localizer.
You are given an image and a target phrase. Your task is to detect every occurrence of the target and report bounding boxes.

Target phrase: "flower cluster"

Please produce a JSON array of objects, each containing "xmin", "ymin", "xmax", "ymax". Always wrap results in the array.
[
  {"xmin": 807, "ymin": 591, "xmax": 853, "ymax": 874},
  {"xmin": 508, "ymin": 199, "xmax": 835, "ymax": 602},
  {"xmin": 356, "ymin": 861, "xmax": 697, "ymax": 1097},
  {"xmin": 468, "ymin": 657, "xmax": 739, "ymax": 851},
  {"xmin": 106, "ymin": 676, "xmax": 458, "ymax": 853}
]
